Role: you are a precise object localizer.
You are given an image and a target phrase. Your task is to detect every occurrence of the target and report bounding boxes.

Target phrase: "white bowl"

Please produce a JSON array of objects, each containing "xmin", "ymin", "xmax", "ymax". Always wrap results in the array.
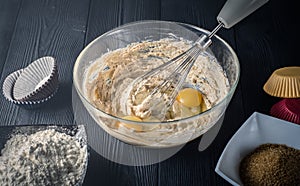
[{"xmin": 215, "ymin": 112, "xmax": 300, "ymax": 185}]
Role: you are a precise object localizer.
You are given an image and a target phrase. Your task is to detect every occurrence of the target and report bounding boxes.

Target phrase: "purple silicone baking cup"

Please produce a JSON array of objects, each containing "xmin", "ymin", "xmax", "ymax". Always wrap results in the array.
[
  {"xmin": 2, "ymin": 69, "xmax": 58, "ymax": 109},
  {"xmin": 12, "ymin": 56, "xmax": 59, "ymax": 101}
]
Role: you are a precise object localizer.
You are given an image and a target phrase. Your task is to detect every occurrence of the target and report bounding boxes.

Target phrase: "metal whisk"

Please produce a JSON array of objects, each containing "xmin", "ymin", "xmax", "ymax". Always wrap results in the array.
[{"xmin": 129, "ymin": 0, "xmax": 269, "ymax": 120}]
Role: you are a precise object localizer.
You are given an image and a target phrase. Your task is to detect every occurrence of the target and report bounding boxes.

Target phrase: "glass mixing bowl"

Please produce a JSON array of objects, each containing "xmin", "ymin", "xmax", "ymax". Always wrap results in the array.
[{"xmin": 73, "ymin": 20, "xmax": 240, "ymax": 147}]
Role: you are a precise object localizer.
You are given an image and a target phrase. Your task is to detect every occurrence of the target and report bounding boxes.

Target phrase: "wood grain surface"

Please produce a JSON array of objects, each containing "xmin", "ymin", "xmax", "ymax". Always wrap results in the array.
[{"xmin": 0, "ymin": 0, "xmax": 298, "ymax": 185}]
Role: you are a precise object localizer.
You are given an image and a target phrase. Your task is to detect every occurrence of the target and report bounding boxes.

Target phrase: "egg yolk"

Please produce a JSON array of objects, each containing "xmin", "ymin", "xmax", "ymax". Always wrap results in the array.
[
  {"xmin": 176, "ymin": 88, "xmax": 203, "ymax": 107},
  {"xmin": 119, "ymin": 115, "xmax": 143, "ymax": 131},
  {"xmin": 122, "ymin": 115, "xmax": 142, "ymax": 121}
]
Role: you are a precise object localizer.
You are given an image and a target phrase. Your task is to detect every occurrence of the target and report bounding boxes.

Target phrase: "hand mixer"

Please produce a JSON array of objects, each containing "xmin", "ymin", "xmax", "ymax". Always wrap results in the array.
[{"xmin": 129, "ymin": 0, "xmax": 269, "ymax": 121}]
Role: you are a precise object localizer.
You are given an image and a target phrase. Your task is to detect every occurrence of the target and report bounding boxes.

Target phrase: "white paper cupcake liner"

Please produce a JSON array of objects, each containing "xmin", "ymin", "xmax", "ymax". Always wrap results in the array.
[
  {"xmin": 12, "ymin": 56, "xmax": 59, "ymax": 101},
  {"xmin": 2, "ymin": 69, "xmax": 58, "ymax": 109}
]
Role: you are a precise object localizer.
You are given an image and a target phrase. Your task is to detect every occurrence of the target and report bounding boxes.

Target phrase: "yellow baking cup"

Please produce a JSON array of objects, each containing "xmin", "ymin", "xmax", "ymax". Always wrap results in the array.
[{"xmin": 263, "ymin": 66, "xmax": 300, "ymax": 98}]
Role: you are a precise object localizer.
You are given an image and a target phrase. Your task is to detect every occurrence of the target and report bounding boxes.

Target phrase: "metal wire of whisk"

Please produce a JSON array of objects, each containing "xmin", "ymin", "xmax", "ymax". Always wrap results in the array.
[
  {"xmin": 129, "ymin": 23, "xmax": 224, "ymax": 120},
  {"xmin": 129, "ymin": 0, "xmax": 269, "ymax": 120}
]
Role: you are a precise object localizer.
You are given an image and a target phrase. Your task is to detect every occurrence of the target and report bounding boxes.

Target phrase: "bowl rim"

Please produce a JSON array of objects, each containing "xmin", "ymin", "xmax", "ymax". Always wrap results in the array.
[{"xmin": 73, "ymin": 20, "xmax": 240, "ymax": 124}]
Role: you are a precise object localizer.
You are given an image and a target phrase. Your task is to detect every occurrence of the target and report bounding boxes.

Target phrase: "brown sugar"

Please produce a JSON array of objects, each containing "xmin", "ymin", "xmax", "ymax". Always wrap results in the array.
[{"xmin": 239, "ymin": 143, "xmax": 300, "ymax": 185}]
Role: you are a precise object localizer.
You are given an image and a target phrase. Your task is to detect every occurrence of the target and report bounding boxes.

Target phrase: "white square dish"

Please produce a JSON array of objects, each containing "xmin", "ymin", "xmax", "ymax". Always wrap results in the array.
[{"xmin": 215, "ymin": 112, "xmax": 300, "ymax": 185}]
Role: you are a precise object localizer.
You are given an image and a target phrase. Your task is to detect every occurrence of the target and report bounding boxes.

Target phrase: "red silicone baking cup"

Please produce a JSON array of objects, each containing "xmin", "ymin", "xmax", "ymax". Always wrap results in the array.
[{"xmin": 270, "ymin": 98, "xmax": 300, "ymax": 124}]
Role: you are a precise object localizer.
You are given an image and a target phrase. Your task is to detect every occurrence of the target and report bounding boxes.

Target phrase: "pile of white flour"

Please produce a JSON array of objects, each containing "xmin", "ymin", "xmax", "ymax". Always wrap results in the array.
[{"xmin": 0, "ymin": 129, "xmax": 87, "ymax": 185}]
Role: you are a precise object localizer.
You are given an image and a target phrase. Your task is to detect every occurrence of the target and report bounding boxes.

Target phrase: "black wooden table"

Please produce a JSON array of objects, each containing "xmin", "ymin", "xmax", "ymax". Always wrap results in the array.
[{"xmin": 0, "ymin": 0, "xmax": 298, "ymax": 185}]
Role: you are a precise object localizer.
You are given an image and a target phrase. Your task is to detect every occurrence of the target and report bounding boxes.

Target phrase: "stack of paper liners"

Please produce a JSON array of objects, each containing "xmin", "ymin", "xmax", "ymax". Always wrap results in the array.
[
  {"xmin": 263, "ymin": 66, "xmax": 300, "ymax": 98},
  {"xmin": 13, "ymin": 56, "xmax": 59, "ymax": 101},
  {"xmin": 2, "ymin": 69, "xmax": 57, "ymax": 109},
  {"xmin": 2, "ymin": 56, "xmax": 59, "ymax": 109}
]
